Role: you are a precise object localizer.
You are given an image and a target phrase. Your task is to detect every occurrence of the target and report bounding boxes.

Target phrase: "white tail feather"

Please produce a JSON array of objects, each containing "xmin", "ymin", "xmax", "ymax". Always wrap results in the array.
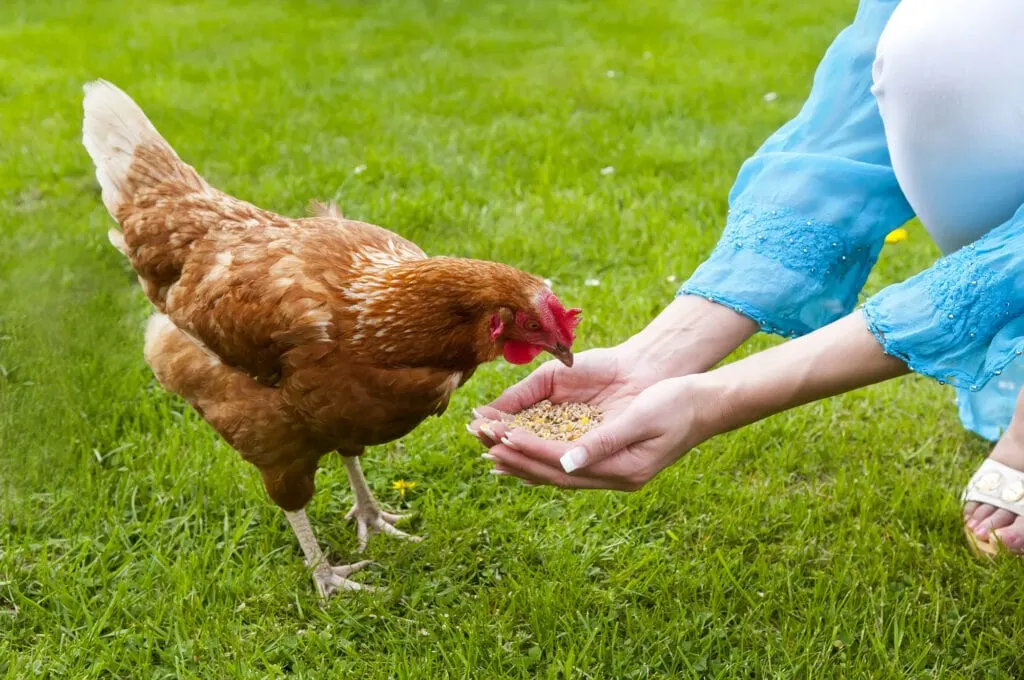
[
  {"xmin": 106, "ymin": 228, "xmax": 127, "ymax": 255},
  {"xmin": 81, "ymin": 79, "xmax": 174, "ymax": 216}
]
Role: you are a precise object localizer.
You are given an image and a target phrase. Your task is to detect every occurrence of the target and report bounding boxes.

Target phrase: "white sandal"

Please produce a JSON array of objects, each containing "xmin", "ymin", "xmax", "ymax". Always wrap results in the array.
[{"xmin": 961, "ymin": 458, "xmax": 1024, "ymax": 557}]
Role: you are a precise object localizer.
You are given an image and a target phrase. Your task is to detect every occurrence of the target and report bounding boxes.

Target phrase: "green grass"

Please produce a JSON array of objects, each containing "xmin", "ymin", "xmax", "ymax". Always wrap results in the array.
[{"xmin": 2, "ymin": 0, "xmax": 1023, "ymax": 677}]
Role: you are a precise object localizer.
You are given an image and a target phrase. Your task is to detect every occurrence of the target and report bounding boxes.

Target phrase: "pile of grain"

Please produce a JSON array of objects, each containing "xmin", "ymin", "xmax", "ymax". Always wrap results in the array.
[{"xmin": 509, "ymin": 400, "xmax": 603, "ymax": 442}]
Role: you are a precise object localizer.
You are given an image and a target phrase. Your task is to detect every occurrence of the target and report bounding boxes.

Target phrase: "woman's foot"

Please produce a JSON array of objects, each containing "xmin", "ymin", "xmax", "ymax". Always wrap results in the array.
[{"xmin": 963, "ymin": 422, "xmax": 1024, "ymax": 553}]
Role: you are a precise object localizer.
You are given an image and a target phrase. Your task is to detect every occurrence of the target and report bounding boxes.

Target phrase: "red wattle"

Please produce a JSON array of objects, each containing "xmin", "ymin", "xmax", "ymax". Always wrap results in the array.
[{"xmin": 502, "ymin": 340, "xmax": 544, "ymax": 365}]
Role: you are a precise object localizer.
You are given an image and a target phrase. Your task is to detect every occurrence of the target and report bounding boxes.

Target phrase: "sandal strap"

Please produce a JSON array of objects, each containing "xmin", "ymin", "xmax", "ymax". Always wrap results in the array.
[{"xmin": 962, "ymin": 458, "xmax": 1024, "ymax": 515}]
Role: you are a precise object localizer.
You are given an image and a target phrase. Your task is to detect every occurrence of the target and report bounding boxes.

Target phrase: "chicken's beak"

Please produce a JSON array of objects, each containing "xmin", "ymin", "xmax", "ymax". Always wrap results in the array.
[{"xmin": 549, "ymin": 343, "xmax": 574, "ymax": 368}]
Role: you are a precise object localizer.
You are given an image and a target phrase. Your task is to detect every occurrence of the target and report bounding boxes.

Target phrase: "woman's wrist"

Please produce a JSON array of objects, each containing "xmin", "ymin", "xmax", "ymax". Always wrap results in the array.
[
  {"xmin": 687, "ymin": 310, "xmax": 911, "ymax": 438},
  {"xmin": 619, "ymin": 294, "xmax": 758, "ymax": 377}
]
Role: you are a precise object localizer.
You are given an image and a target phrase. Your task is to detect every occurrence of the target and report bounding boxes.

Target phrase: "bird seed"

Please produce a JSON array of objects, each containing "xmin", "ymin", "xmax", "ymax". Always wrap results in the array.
[{"xmin": 509, "ymin": 400, "xmax": 603, "ymax": 442}]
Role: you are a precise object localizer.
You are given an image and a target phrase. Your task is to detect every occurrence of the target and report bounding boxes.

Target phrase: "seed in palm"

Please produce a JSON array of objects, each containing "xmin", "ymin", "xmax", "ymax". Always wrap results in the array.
[{"xmin": 509, "ymin": 400, "xmax": 604, "ymax": 442}]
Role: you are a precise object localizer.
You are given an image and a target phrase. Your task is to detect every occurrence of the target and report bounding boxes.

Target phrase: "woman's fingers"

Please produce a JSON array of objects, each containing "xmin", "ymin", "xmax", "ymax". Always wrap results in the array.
[
  {"xmin": 486, "ymin": 425, "xmax": 655, "ymax": 488},
  {"xmin": 491, "ymin": 426, "xmax": 565, "ymax": 466},
  {"xmin": 467, "ymin": 364, "xmax": 556, "ymax": 448},
  {"xmin": 466, "ymin": 416, "xmax": 503, "ymax": 447},
  {"xmin": 484, "ymin": 446, "xmax": 636, "ymax": 491},
  {"xmin": 472, "ymin": 405, "xmax": 513, "ymax": 423},
  {"xmin": 554, "ymin": 415, "xmax": 651, "ymax": 474}
]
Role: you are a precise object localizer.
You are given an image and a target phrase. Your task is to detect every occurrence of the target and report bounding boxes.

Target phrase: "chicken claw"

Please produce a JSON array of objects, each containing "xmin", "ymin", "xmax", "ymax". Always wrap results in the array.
[
  {"xmin": 345, "ymin": 504, "xmax": 423, "ymax": 553},
  {"xmin": 342, "ymin": 455, "xmax": 423, "ymax": 552},
  {"xmin": 312, "ymin": 559, "xmax": 376, "ymax": 599},
  {"xmin": 285, "ymin": 509, "xmax": 377, "ymax": 599}
]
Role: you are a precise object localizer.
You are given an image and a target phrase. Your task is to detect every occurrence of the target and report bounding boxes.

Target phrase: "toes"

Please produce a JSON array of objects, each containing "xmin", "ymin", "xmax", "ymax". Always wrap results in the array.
[
  {"xmin": 332, "ymin": 560, "xmax": 374, "ymax": 578},
  {"xmin": 314, "ymin": 571, "xmax": 341, "ymax": 600},
  {"xmin": 966, "ymin": 503, "xmax": 998, "ymax": 531},
  {"xmin": 356, "ymin": 520, "xmax": 369, "ymax": 553},
  {"xmin": 348, "ymin": 506, "xmax": 423, "ymax": 550},
  {"xmin": 994, "ymin": 515, "xmax": 1024, "ymax": 553},
  {"xmin": 374, "ymin": 518, "xmax": 423, "ymax": 542},
  {"xmin": 975, "ymin": 508, "xmax": 1018, "ymax": 540},
  {"xmin": 963, "ymin": 501, "xmax": 980, "ymax": 521},
  {"xmin": 314, "ymin": 565, "xmax": 377, "ymax": 599},
  {"xmin": 322, "ymin": 575, "xmax": 368, "ymax": 596}
]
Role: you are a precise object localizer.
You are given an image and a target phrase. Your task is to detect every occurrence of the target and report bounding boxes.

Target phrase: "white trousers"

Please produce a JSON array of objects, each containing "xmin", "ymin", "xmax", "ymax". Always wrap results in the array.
[
  {"xmin": 872, "ymin": 0, "xmax": 1024, "ymax": 255},
  {"xmin": 872, "ymin": 0, "xmax": 1024, "ymax": 438}
]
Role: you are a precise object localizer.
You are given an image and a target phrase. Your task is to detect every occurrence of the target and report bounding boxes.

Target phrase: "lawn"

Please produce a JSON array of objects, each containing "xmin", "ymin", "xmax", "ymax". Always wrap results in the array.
[{"xmin": 2, "ymin": 0, "xmax": 1023, "ymax": 677}]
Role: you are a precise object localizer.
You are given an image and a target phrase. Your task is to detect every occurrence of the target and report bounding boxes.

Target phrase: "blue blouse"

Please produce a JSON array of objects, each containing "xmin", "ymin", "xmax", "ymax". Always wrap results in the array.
[{"xmin": 680, "ymin": 0, "xmax": 1024, "ymax": 438}]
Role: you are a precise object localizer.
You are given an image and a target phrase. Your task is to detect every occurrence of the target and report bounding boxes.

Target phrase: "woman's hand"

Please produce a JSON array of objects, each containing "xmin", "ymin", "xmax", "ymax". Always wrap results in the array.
[
  {"xmin": 474, "ymin": 376, "xmax": 712, "ymax": 491},
  {"xmin": 468, "ymin": 346, "xmax": 666, "ymax": 441},
  {"xmin": 465, "ymin": 295, "xmax": 758, "ymax": 490},
  {"xmin": 469, "ymin": 295, "xmax": 758, "ymax": 447},
  {"xmin": 472, "ymin": 311, "xmax": 910, "ymax": 492}
]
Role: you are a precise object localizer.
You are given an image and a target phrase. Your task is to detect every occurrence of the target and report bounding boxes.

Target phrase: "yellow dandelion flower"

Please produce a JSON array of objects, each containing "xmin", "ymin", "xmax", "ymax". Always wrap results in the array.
[
  {"xmin": 885, "ymin": 228, "xmax": 909, "ymax": 244},
  {"xmin": 392, "ymin": 479, "xmax": 417, "ymax": 499}
]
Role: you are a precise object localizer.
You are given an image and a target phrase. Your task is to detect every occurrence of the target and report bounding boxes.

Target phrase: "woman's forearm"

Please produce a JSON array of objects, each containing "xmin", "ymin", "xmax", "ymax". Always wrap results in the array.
[
  {"xmin": 622, "ymin": 294, "xmax": 758, "ymax": 377},
  {"xmin": 694, "ymin": 310, "xmax": 910, "ymax": 436}
]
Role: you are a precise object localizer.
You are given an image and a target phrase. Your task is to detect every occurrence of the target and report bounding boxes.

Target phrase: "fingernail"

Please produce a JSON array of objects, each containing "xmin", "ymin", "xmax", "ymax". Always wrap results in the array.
[
  {"xmin": 560, "ymin": 447, "xmax": 587, "ymax": 473},
  {"xmin": 500, "ymin": 436, "xmax": 520, "ymax": 451},
  {"xmin": 479, "ymin": 423, "xmax": 496, "ymax": 439},
  {"xmin": 481, "ymin": 453, "xmax": 496, "ymax": 461},
  {"xmin": 489, "ymin": 469, "xmax": 509, "ymax": 476},
  {"xmin": 472, "ymin": 408, "xmax": 483, "ymax": 419},
  {"xmin": 466, "ymin": 424, "xmax": 480, "ymax": 436},
  {"xmin": 521, "ymin": 480, "xmax": 536, "ymax": 487}
]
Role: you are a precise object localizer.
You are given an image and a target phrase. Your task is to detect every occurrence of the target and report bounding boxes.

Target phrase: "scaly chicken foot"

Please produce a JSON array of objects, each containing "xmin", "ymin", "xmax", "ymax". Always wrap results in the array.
[
  {"xmin": 284, "ymin": 508, "xmax": 376, "ymax": 599},
  {"xmin": 342, "ymin": 455, "xmax": 424, "ymax": 552},
  {"xmin": 345, "ymin": 504, "xmax": 421, "ymax": 553}
]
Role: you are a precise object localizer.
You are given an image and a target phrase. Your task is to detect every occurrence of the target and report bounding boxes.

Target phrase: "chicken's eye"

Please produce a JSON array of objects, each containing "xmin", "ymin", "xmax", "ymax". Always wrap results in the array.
[{"xmin": 524, "ymin": 320, "xmax": 541, "ymax": 331}]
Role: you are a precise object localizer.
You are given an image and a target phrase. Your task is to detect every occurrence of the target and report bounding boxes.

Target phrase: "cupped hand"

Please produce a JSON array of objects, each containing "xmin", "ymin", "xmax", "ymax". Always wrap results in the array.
[
  {"xmin": 471, "ymin": 375, "xmax": 713, "ymax": 491},
  {"xmin": 468, "ymin": 345, "xmax": 667, "ymax": 448}
]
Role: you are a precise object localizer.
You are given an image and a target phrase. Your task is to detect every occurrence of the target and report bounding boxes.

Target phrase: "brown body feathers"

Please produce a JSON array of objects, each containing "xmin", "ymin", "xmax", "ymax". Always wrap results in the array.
[{"xmin": 83, "ymin": 80, "xmax": 553, "ymax": 512}]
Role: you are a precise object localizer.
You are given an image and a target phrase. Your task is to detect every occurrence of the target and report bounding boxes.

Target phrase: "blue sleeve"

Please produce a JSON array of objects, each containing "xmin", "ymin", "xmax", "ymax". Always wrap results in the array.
[
  {"xmin": 681, "ymin": 0, "xmax": 914, "ymax": 338},
  {"xmin": 863, "ymin": 210, "xmax": 1024, "ymax": 391}
]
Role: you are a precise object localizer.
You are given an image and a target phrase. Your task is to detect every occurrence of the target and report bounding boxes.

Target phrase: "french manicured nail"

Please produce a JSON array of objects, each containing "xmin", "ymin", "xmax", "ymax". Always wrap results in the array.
[
  {"xmin": 489, "ymin": 469, "xmax": 509, "ymax": 476},
  {"xmin": 472, "ymin": 408, "xmax": 484, "ymax": 419},
  {"xmin": 560, "ymin": 447, "xmax": 587, "ymax": 473},
  {"xmin": 500, "ymin": 436, "xmax": 520, "ymax": 451},
  {"xmin": 479, "ymin": 423, "xmax": 497, "ymax": 439},
  {"xmin": 481, "ymin": 453, "xmax": 496, "ymax": 461},
  {"xmin": 521, "ymin": 480, "xmax": 536, "ymax": 487},
  {"xmin": 466, "ymin": 424, "xmax": 480, "ymax": 436}
]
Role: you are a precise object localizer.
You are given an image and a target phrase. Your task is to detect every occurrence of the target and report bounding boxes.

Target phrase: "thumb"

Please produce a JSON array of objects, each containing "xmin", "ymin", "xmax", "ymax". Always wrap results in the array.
[{"xmin": 559, "ymin": 417, "xmax": 640, "ymax": 474}]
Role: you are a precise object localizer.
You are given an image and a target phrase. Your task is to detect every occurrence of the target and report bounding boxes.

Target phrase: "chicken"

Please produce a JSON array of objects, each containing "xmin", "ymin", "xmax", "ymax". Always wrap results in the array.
[{"xmin": 81, "ymin": 80, "xmax": 581, "ymax": 598}]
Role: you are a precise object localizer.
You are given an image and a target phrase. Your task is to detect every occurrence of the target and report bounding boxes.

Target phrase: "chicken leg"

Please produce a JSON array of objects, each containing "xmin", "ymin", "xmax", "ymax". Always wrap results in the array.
[
  {"xmin": 285, "ymin": 508, "xmax": 373, "ymax": 599},
  {"xmin": 341, "ymin": 455, "xmax": 423, "ymax": 552}
]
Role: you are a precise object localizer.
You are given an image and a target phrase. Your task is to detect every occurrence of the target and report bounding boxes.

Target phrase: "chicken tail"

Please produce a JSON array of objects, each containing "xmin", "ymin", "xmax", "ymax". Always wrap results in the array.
[{"xmin": 81, "ymin": 79, "xmax": 206, "ymax": 218}]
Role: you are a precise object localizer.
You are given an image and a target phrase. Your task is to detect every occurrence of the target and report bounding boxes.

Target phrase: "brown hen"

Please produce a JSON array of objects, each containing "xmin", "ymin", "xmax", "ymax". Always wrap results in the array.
[{"xmin": 82, "ymin": 80, "xmax": 580, "ymax": 598}]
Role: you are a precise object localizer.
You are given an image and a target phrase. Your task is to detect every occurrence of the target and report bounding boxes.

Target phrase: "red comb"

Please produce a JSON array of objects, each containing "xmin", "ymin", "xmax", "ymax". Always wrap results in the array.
[
  {"xmin": 562, "ymin": 307, "xmax": 582, "ymax": 337},
  {"xmin": 544, "ymin": 293, "xmax": 582, "ymax": 342}
]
